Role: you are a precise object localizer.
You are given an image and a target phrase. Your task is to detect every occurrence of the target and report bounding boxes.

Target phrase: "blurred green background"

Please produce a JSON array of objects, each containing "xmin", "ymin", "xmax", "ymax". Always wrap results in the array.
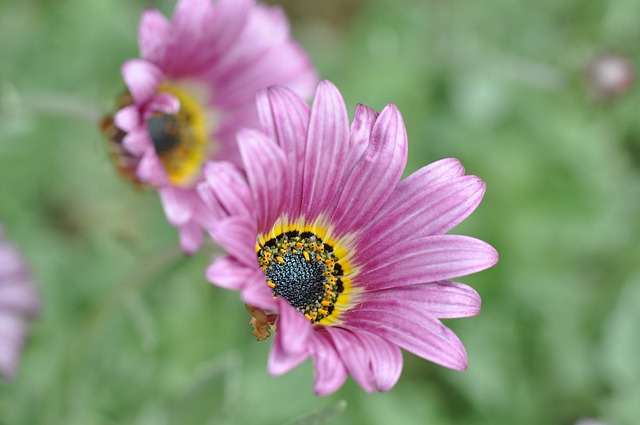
[{"xmin": 2, "ymin": 0, "xmax": 640, "ymax": 424}]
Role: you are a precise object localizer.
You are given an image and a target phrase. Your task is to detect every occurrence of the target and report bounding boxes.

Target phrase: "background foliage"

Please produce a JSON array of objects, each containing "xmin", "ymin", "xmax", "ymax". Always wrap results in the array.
[{"xmin": 2, "ymin": 0, "xmax": 640, "ymax": 424}]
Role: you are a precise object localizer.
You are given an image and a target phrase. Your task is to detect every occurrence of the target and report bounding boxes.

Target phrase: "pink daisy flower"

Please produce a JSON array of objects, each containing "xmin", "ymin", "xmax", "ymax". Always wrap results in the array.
[
  {"xmin": 0, "ymin": 225, "xmax": 40, "ymax": 380},
  {"xmin": 101, "ymin": 0, "xmax": 317, "ymax": 253},
  {"xmin": 198, "ymin": 81, "xmax": 498, "ymax": 395}
]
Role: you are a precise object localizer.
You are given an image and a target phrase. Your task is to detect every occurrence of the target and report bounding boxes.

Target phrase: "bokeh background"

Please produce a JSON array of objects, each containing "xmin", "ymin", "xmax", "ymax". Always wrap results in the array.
[{"xmin": 2, "ymin": 0, "xmax": 640, "ymax": 424}]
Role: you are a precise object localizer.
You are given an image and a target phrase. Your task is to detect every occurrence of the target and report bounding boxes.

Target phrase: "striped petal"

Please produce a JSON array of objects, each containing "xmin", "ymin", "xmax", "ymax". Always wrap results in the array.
[
  {"xmin": 200, "ymin": 161, "xmax": 253, "ymax": 219},
  {"xmin": 256, "ymin": 86, "xmax": 310, "ymax": 219},
  {"xmin": 355, "ymin": 235, "xmax": 498, "ymax": 291},
  {"xmin": 358, "ymin": 175, "xmax": 486, "ymax": 256},
  {"xmin": 344, "ymin": 300, "xmax": 468, "ymax": 370},
  {"xmin": 308, "ymin": 330, "xmax": 348, "ymax": 396},
  {"xmin": 329, "ymin": 103, "xmax": 407, "ymax": 236},
  {"xmin": 268, "ymin": 299, "xmax": 312, "ymax": 375},
  {"xmin": 301, "ymin": 81, "xmax": 350, "ymax": 221},
  {"xmin": 325, "ymin": 326, "xmax": 402, "ymax": 392},
  {"xmin": 210, "ymin": 217, "xmax": 258, "ymax": 267},
  {"xmin": 205, "ymin": 255, "xmax": 253, "ymax": 291},
  {"xmin": 360, "ymin": 281, "xmax": 481, "ymax": 319},
  {"xmin": 237, "ymin": 129, "xmax": 290, "ymax": 233}
]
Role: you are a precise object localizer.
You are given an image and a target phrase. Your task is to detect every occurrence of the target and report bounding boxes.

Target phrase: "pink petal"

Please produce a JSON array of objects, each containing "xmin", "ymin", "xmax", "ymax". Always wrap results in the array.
[
  {"xmin": 256, "ymin": 86, "xmax": 310, "ymax": 219},
  {"xmin": 268, "ymin": 299, "xmax": 312, "ymax": 375},
  {"xmin": 136, "ymin": 149, "xmax": 168, "ymax": 185},
  {"xmin": 344, "ymin": 300, "xmax": 469, "ymax": 370},
  {"xmin": 308, "ymin": 330, "xmax": 348, "ymax": 396},
  {"xmin": 346, "ymin": 103, "xmax": 379, "ymax": 167},
  {"xmin": 113, "ymin": 105, "xmax": 140, "ymax": 133},
  {"xmin": 121, "ymin": 59, "xmax": 163, "ymax": 105},
  {"xmin": 409, "ymin": 157, "xmax": 467, "ymax": 184},
  {"xmin": 168, "ymin": 0, "xmax": 251, "ymax": 77},
  {"xmin": 213, "ymin": 40, "xmax": 317, "ymax": 108},
  {"xmin": 0, "ymin": 279, "xmax": 40, "ymax": 315},
  {"xmin": 201, "ymin": 161, "xmax": 253, "ymax": 218},
  {"xmin": 325, "ymin": 327, "xmax": 402, "ymax": 393},
  {"xmin": 121, "ymin": 129, "xmax": 150, "ymax": 156},
  {"xmin": 328, "ymin": 103, "xmax": 408, "ymax": 237},
  {"xmin": 158, "ymin": 186, "xmax": 194, "ymax": 226},
  {"xmin": 355, "ymin": 235, "xmax": 498, "ymax": 291},
  {"xmin": 149, "ymin": 92, "xmax": 180, "ymax": 114},
  {"xmin": 358, "ymin": 175, "xmax": 487, "ymax": 256},
  {"xmin": 0, "ymin": 312, "xmax": 26, "ymax": 379},
  {"xmin": 301, "ymin": 81, "xmax": 350, "ymax": 222},
  {"xmin": 210, "ymin": 216, "xmax": 258, "ymax": 267},
  {"xmin": 138, "ymin": 8, "xmax": 172, "ymax": 65},
  {"xmin": 237, "ymin": 129, "xmax": 289, "ymax": 233},
  {"xmin": 205, "ymin": 255, "xmax": 255, "ymax": 291},
  {"xmin": 210, "ymin": 4, "xmax": 289, "ymax": 90},
  {"xmin": 241, "ymin": 273, "xmax": 278, "ymax": 311},
  {"xmin": 0, "ymin": 245, "xmax": 26, "ymax": 279},
  {"xmin": 178, "ymin": 219, "xmax": 203, "ymax": 255},
  {"xmin": 361, "ymin": 281, "xmax": 481, "ymax": 319},
  {"xmin": 195, "ymin": 183, "xmax": 225, "ymax": 232}
]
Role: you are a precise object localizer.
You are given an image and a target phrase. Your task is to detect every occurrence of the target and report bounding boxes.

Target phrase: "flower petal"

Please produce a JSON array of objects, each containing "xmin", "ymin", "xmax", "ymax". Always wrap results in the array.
[
  {"xmin": 149, "ymin": 92, "xmax": 180, "ymax": 114},
  {"xmin": 121, "ymin": 129, "xmax": 150, "ymax": 156},
  {"xmin": 178, "ymin": 219, "xmax": 203, "ymax": 255},
  {"xmin": 200, "ymin": 163, "xmax": 253, "ymax": 221},
  {"xmin": 346, "ymin": 103, "xmax": 378, "ymax": 166},
  {"xmin": 355, "ymin": 235, "xmax": 498, "ymax": 291},
  {"xmin": 329, "ymin": 103, "xmax": 408, "ymax": 236},
  {"xmin": 0, "ymin": 244, "xmax": 27, "ymax": 278},
  {"xmin": 344, "ymin": 300, "xmax": 469, "ymax": 370},
  {"xmin": 359, "ymin": 175, "xmax": 487, "ymax": 255},
  {"xmin": 241, "ymin": 272, "xmax": 277, "ymax": 311},
  {"xmin": 210, "ymin": 217, "xmax": 258, "ymax": 267},
  {"xmin": 237, "ymin": 129, "xmax": 289, "ymax": 233},
  {"xmin": 360, "ymin": 281, "xmax": 481, "ymax": 319},
  {"xmin": 0, "ymin": 279, "xmax": 40, "ymax": 316},
  {"xmin": 325, "ymin": 326, "xmax": 402, "ymax": 392},
  {"xmin": 138, "ymin": 8, "xmax": 172, "ymax": 65},
  {"xmin": 268, "ymin": 299, "xmax": 312, "ymax": 375},
  {"xmin": 113, "ymin": 105, "xmax": 140, "ymax": 133},
  {"xmin": 136, "ymin": 149, "xmax": 168, "ymax": 185},
  {"xmin": 301, "ymin": 81, "xmax": 350, "ymax": 222},
  {"xmin": 0, "ymin": 312, "xmax": 26, "ymax": 379},
  {"xmin": 308, "ymin": 330, "xmax": 348, "ymax": 396},
  {"xmin": 121, "ymin": 59, "xmax": 163, "ymax": 105},
  {"xmin": 168, "ymin": 0, "xmax": 251, "ymax": 77},
  {"xmin": 206, "ymin": 255, "xmax": 255, "ymax": 291},
  {"xmin": 256, "ymin": 86, "xmax": 310, "ymax": 219},
  {"xmin": 158, "ymin": 186, "xmax": 194, "ymax": 226}
]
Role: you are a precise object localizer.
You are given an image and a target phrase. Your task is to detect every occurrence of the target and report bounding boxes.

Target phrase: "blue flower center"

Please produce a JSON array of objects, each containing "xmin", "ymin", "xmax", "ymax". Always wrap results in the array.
[
  {"xmin": 147, "ymin": 113, "xmax": 181, "ymax": 155},
  {"xmin": 257, "ymin": 231, "xmax": 344, "ymax": 323},
  {"xmin": 265, "ymin": 253, "xmax": 326, "ymax": 312}
]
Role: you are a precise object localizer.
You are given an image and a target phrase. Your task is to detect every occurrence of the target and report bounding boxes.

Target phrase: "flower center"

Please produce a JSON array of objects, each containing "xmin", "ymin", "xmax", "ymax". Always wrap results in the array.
[
  {"xmin": 150, "ymin": 83, "xmax": 210, "ymax": 188},
  {"xmin": 147, "ymin": 113, "xmax": 181, "ymax": 155},
  {"xmin": 258, "ymin": 231, "xmax": 344, "ymax": 323}
]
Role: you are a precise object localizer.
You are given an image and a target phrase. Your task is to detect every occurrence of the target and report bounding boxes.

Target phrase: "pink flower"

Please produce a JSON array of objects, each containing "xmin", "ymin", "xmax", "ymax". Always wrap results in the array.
[
  {"xmin": 199, "ymin": 81, "xmax": 498, "ymax": 395},
  {"xmin": 102, "ymin": 0, "xmax": 318, "ymax": 253},
  {"xmin": 0, "ymin": 225, "xmax": 40, "ymax": 380}
]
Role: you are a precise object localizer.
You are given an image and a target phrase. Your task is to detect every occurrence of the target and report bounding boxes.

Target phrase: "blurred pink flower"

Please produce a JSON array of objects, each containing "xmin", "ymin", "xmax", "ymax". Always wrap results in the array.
[
  {"xmin": 199, "ymin": 81, "xmax": 498, "ymax": 395},
  {"xmin": 102, "ymin": 0, "xmax": 317, "ymax": 253},
  {"xmin": 586, "ymin": 53, "xmax": 634, "ymax": 101},
  {"xmin": 0, "ymin": 225, "xmax": 40, "ymax": 380}
]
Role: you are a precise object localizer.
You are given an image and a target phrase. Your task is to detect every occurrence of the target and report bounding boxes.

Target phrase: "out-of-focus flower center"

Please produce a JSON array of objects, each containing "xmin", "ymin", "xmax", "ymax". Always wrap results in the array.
[
  {"xmin": 150, "ymin": 83, "xmax": 209, "ymax": 188},
  {"xmin": 258, "ymin": 230, "xmax": 344, "ymax": 323},
  {"xmin": 100, "ymin": 92, "xmax": 142, "ymax": 186}
]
